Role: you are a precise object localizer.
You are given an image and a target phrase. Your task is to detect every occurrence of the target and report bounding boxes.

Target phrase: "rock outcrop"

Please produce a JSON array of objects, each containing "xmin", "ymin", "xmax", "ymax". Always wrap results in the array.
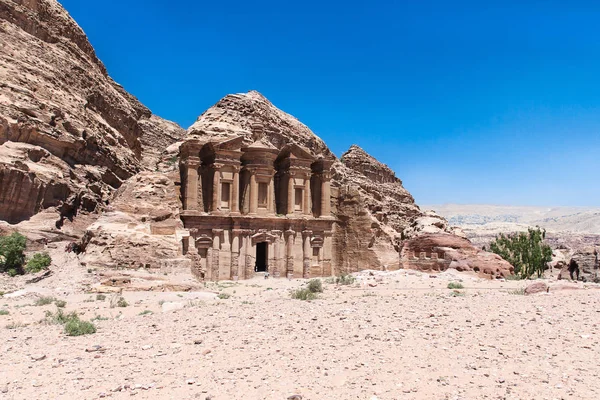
[
  {"xmin": 188, "ymin": 91, "xmax": 333, "ymax": 158},
  {"xmin": 80, "ymin": 171, "xmax": 189, "ymax": 271},
  {"xmin": 0, "ymin": 0, "xmax": 183, "ymax": 225},
  {"xmin": 400, "ymin": 233, "xmax": 514, "ymax": 278}
]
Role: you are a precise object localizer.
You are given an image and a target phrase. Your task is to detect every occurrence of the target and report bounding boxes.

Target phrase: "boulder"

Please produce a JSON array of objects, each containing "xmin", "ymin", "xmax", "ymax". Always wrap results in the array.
[
  {"xmin": 400, "ymin": 233, "xmax": 514, "ymax": 278},
  {"xmin": 524, "ymin": 281, "xmax": 549, "ymax": 295}
]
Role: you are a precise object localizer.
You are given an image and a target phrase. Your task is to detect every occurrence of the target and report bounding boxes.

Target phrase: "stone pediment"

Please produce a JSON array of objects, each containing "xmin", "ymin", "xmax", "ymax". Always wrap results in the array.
[{"xmin": 215, "ymin": 135, "xmax": 245, "ymax": 151}]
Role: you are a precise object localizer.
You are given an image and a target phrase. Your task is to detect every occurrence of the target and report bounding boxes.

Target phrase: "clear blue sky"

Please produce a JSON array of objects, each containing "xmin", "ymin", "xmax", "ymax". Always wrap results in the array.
[{"xmin": 60, "ymin": 0, "xmax": 600, "ymax": 207}]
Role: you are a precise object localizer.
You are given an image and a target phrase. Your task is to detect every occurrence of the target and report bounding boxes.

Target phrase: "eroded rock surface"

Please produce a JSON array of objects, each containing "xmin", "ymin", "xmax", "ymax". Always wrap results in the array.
[
  {"xmin": 81, "ymin": 171, "xmax": 189, "ymax": 271},
  {"xmin": 400, "ymin": 233, "xmax": 514, "ymax": 278},
  {"xmin": 0, "ymin": 0, "xmax": 182, "ymax": 224}
]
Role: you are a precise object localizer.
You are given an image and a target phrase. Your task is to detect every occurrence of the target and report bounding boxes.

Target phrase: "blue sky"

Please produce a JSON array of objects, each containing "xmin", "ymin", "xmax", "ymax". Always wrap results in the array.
[{"xmin": 60, "ymin": 0, "xmax": 600, "ymax": 207}]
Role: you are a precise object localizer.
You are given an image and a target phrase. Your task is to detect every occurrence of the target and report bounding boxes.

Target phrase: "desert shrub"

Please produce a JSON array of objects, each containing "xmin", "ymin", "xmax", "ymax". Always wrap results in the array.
[
  {"xmin": 0, "ymin": 310, "xmax": 9, "ymax": 315},
  {"xmin": 35, "ymin": 296, "xmax": 56, "ymax": 306},
  {"xmin": 336, "ymin": 273, "xmax": 356, "ymax": 285},
  {"xmin": 489, "ymin": 227, "xmax": 552, "ymax": 279},
  {"xmin": 307, "ymin": 279, "xmax": 323, "ymax": 293},
  {"xmin": 138, "ymin": 310, "xmax": 153, "ymax": 316},
  {"xmin": 449, "ymin": 290, "xmax": 465, "ymax": 297},
  {"xmin": 508, "ymin": 288, "xmax": 525, "ymax": 295},
  {"xmin": 0, "ymin": 232, "xmax": 27, "ymax": 274},
  {"xmin": 64, "ymin": 318, "xmax": 96, "ymax": 336},
  {"xmin": 5, "ymin": 322, "xmax": 25, "ymax": 329},
  {"xmin": 54, "ymin": 300, "xmax": 67, "ymax": 308},
  {"xmin": 447, "ymin": 282, "xmax": 464, "ymax": 289},
  {"xmin": 96, "ymin": 294, "xmax": 106, "ymax": 301},
  {"xmin": 7, "ymin": 269, "xmax": 18, "ymax": 277},
  {"xmin": 116, "ymin": 297, "xmax": 129, "ymax": 308},
  {"xmin": 45, "ymin": 309, "xmax": 96, "ymax": 336},
  {"xmin": 25, "ymin": 252, "xmax": 52, "ymax": 273},
  {"xmin": 217, "ymin": 293, "xmax": 231, "ymax": 299},
  {"xmin": 291, "ymin": 288, "xmax": 318, "ymax": 301}
]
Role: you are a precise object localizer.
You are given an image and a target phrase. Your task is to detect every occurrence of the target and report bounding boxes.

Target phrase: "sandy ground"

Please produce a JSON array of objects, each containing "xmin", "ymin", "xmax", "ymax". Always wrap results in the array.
[{"xmin": 1, "ymin": 266, "xmax": 600, "ymax": 400}]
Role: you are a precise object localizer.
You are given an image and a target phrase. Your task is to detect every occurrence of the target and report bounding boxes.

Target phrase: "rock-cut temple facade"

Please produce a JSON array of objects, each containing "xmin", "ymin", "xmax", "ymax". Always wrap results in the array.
[{"xmin": 179, "ymin": 124, "xmax": 336, "ymax": 281}]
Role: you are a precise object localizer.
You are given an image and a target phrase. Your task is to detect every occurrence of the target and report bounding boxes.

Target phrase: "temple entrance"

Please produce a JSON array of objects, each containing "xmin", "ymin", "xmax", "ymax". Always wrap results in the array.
[{"xmin": 255, "ymin": 242, "xmax": 268, "ymax": 272}]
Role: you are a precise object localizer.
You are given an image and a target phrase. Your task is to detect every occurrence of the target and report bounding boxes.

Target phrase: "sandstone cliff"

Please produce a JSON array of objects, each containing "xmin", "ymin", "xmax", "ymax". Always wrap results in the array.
[{"xmin": 0, "ymin": 0, "xmax": 184, "ymax": 225}]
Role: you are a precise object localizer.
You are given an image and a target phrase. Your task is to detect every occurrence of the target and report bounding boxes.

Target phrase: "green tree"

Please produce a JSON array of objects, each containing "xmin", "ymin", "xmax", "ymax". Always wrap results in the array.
[
  {"xmin": 25, "ymin": 252, "xmax": 52, "ymax": 273},
  {"xmin": 489, "ymin": 227, "xmax": 552, "ymax": 279},
  {"xmin": 0, "ymin": 232, "xmax": 27, "ymax": 274}
]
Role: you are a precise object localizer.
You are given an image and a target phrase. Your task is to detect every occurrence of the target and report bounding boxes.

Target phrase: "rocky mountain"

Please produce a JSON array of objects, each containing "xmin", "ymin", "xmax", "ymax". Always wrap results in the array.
[
  {"xmin": 0, "ymin": 0, "xmax": 517, "ymax": 279},
  {"xmin": 0, "ymin": 0, "xmax": 184, "ymax": 226}
]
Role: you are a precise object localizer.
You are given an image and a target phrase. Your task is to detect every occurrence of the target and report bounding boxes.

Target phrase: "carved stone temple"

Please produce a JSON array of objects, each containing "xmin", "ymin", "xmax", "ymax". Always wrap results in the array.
[{"xmin": 179, "ymin": 124, "xmax": 336, "ymax": 281}]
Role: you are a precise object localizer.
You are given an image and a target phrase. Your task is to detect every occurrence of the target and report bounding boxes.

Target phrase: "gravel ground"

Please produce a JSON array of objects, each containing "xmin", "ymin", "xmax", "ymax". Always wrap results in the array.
[{"xmin": 1, "ymin": 270, "xmax": 599, "ymax": 400}]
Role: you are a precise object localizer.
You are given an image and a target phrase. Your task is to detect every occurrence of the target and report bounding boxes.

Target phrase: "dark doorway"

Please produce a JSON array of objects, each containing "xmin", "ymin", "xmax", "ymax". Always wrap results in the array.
[{"xmin": 255, "ymin": 242, "xmax": 268, "ymax": 272}]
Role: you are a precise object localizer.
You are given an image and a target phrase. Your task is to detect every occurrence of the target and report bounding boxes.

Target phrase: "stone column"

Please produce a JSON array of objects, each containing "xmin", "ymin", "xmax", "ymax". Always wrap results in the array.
[
  {"xmin": 272, "ymin": 231, "xmax": 282, "ymax": 277},
  {"xmin": 245, "ymin": 234, "xmax": 253, "ymax": 278},
  {"xmin": 249, "ymin": 172, "xmax": 258, "ymax": 215},
  {"xmin": 212, "ymin": 164, "xmax": 222, "ymax": 213},
  {"xmin": 212, "ymin": 229, "xmax": 222, "ymax": 281},
  {"xmin": 268, "ymin": 176, "xmax": 275, "ymax": 214},
  {"xmin": 184, "ymin": 157, "xmax": 200, "ymax": 211},
  {"xmin": 320, "ymin": 172, "xmax": 331, "ymax": 217},
  {"xmin": 285, "ymin": 230, "xmax": 294, "ymax": 278},
  {"xmin": 231, "ymin": 167, "xmax": 240, "ymax": 214},
  {"xmin": 303, "ymin": 174, "xmax": 311, "ymax": 215},
  {"xmin": 231, "ymin": 229, "xmax": 241, "ymax": 280},
  {"xmin": 302, "ymin": 230, "xmax": 312, "ymax": 278},
  {"xmin": 287, "ymin": 173, "xmax": 295, "ymax": 215},
  {"xmin": 323, "ymin": 231, "xmax": 333, "ymax": 276}
]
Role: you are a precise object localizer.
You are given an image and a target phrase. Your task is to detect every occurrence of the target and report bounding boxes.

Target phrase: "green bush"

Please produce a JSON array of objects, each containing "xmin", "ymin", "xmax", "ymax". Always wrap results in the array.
[
  {"xmin": 25, "ymin": 252, "xmax": 52, "ymax": 273},
  {"xmin": 7, "ymin": 269, "xmax": 18, "ymax": 277},
  {"xmin": 336, "ymin": 273, "xmax": 356, "ymax": 285},
  {"xmin": 96, "ymin": 294, "xmax": 106, "ymax": 301},
  {"xmin": 64, "ymin": 318, "xmax": 96, "ymax": 336},
  {"xmin": 217, "ymin": 293, "xmax": 231, "ymax": 299},
  {"xmin": 35, "ymin": 296, "xmax": 56, "ymax": 306},
  {"xmin": 0, "ymin": 232, "xmax": 27, "ymax": 274},
  {"xmin": 0, "ymin": 310, "xmax": 9, "ymax": 316},
  {"xmin": 45, "ymin": 309, "xmax": 96, "ymax": 336},
  {"xmin": 307, "ymin": 279, "xmax": 323, "ymax": 293},
  {"xmin": 489, "ymin": 227, "xmax": 553, "ymax": 279},
  {"xmin": 291, "ymin": 288, "xmax": 318, "ymax": 301},
  {"xmin": 447, "ymin": 282, "xmax": 464, "ymax": 289},
  {"xmin": 54, "ymin": 300, "xmax": 67, "ymax": 308},
  {"xmin": 116, "ymin": 297, "xmax": 128, "ymax": 308}
]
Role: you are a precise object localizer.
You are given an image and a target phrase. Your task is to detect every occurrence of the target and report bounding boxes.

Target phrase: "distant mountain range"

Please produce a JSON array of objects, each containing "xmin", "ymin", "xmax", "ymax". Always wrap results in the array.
[{"xmin": 426, "ymin": 204, "xmax": 600, "ymax": 235}]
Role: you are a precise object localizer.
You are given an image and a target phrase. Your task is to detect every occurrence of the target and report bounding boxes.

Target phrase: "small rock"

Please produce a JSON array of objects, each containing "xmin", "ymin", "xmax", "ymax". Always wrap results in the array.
[
  {"xmin": 186, "ymin": 379, "xmax": 196, "ymax": 385},
  {"xmin": 202, "ymin": 349, "xmax": 212, "ymax": 355},
  {"xmin": 30, "ymin": 354, "xmax": 46, "ymax": 361},
  {"xmin": 288, "ymin": 396, "xmax": 303, "ymax": 400},
  {"xmin": 524, "ymin": 282, "xmax": 549, "ymax": 295}
]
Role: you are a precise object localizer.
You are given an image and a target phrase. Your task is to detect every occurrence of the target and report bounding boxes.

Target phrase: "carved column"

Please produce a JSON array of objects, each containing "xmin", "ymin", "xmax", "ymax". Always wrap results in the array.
[
  {"xmin": 272, "ymin": 231, "xmax": 282, "ymax": 277},
  {"xmin": 184, "ymin": 157, "xmax": 200, "ymax": 211},
  {"xmin": 323, "ymin": 231, "xmax": 333, "ymax": 276},
  {"xmin": 285, "ymin": 230, "xmax": 295, "ymax": 278},
  {"xmin": 320, "ymin": 172, "xmax": 331, "ymax": 217},
  {"xmin": 245, "ymin": 234, "xmax": 253, "ymax": 278},
  {"xmin": 212, "ymin": 164, "xmax": 222, "ymax": 213},
  {"xmin": 231, "ymin": 229, "xmax": 241, "ymax": 280},
  {"xmin": 231, "ymin": 167, "xmax": 240, "ymax": 214},
  {"xmin": 302, "ymin": 230, "xmax": 312, "ymax": 278},
  {"xmin": 249, "ymin": 172, "xmax": 258, "ymax": 215},
  {"xmin": 287, "ymin": 173, "xmax": 295, "ymax": 215},
  {"xmin": 212, "ymin": 229, "xmax": 222, "ymax": 281},
  {"xmin": 268, "ymin": 177, "xmax": 275, "ymax": 214},
  {"xmin": 303, "ymin": 174, "xmax": 311, "ymax": 215}
]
